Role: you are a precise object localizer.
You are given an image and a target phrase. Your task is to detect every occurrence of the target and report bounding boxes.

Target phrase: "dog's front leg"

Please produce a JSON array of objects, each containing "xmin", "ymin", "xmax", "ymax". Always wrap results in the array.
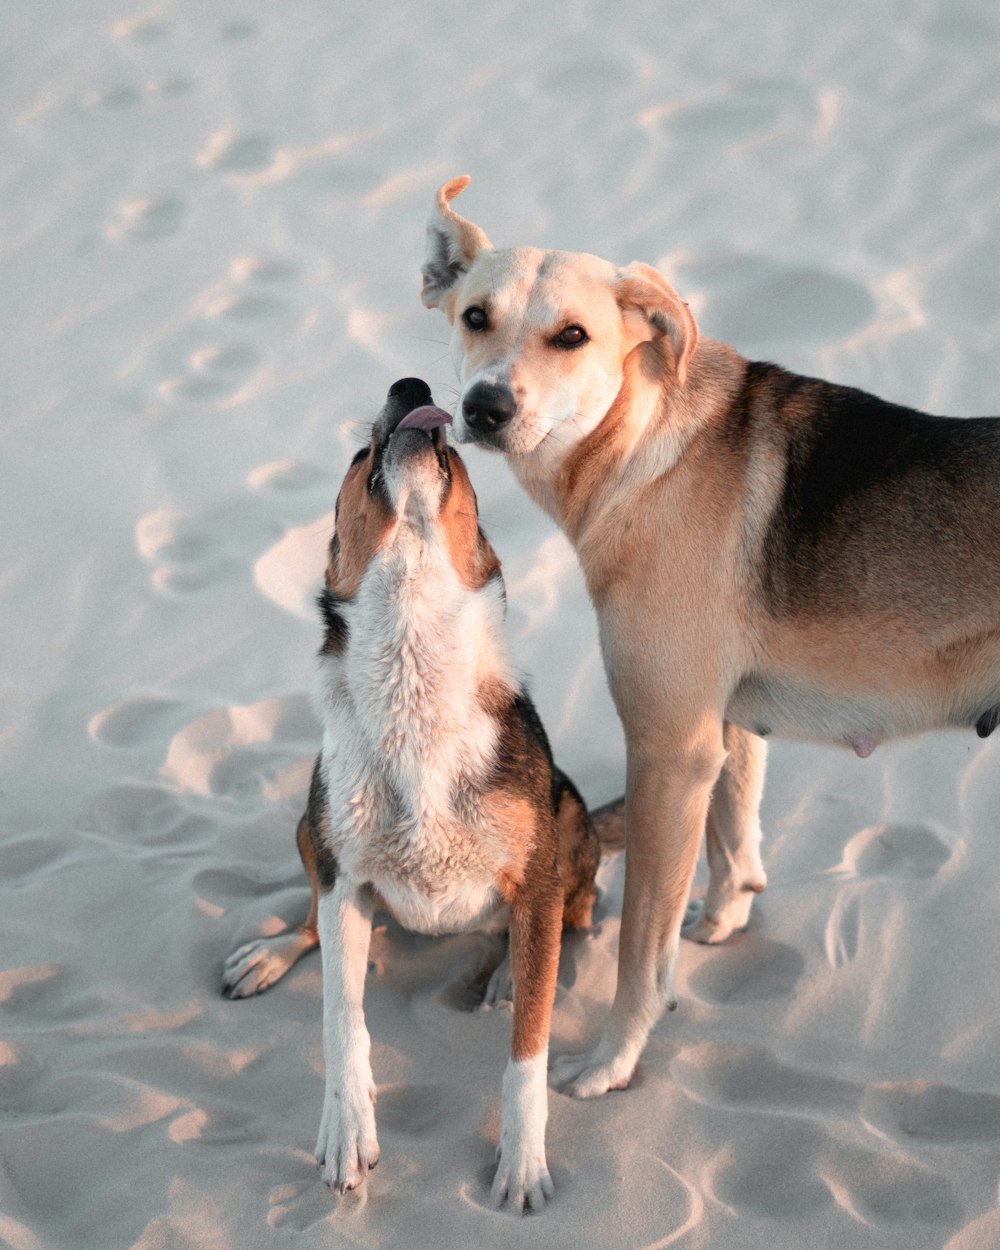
[
  {"xmin": 315, "ymin": 878, "xmax": 379, "ymax": 1192},
  {"xmin": 491, "ymin": 869, "xmax": 562, "ymax": 1213},
  {"xmin": 551, "ymin": 720, "xmax": 726, "ymax": 1097}
]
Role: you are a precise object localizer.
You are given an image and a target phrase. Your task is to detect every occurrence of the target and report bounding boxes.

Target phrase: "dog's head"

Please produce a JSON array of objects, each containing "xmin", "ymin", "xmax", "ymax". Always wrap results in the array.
[
  {"xmin": 325, "ymin": 377, "xmax": 501, "ymax": 613},
  {"xmin": 421, "ymin": 176, "xmax": 698, "ymax": 460}
]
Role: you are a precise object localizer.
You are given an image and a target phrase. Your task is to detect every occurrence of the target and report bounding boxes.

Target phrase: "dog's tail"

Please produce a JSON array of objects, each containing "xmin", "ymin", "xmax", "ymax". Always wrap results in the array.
[{"xmin": 589, "ymin": 795, "xmax": 625, "ymax": 852}]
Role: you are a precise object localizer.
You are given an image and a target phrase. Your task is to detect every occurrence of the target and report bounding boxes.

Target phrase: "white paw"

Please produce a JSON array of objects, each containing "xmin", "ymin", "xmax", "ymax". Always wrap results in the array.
[
  {"xmin": 314, "ymin": 1080, "xmax": 379, "ymax": 1193},
  {"xmin": 222, "ymin": 930, "xmax": 314, "ymax": 998},
  {"xmin": 549, "ymin": 1046, "xmax": 635, "ymax": 1098},
  {"xmin": 682, "ymin": 894, "xmax": 753, "ymax": 945},
  {"xmin": 490, "ymin": 1147, "xmax": 554, "ymax": 1213}
]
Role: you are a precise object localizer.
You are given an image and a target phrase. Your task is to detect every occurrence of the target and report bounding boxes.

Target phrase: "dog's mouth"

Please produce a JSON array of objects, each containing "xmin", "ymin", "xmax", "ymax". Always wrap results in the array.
[
  {"xmin": 393, "ymin": 404, "xmax": 452, "ymax": 461},
  {"xmin": 369, "ymin": 381, "xmax": 457, "ymax": 518},
  {"xmin": 383, "ymin": 401, "xmax": 452, "ymax": 482}
]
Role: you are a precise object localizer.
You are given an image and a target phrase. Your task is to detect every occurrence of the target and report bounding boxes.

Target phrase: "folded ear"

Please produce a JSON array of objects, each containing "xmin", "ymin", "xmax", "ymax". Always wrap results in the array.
[
  {"xmin": 421, "ymin": 176, "xmax": 492, "ymax": 312},
  {"xmin": 617, "ymin": 262, "xmax": 698, "ymax": 386}
]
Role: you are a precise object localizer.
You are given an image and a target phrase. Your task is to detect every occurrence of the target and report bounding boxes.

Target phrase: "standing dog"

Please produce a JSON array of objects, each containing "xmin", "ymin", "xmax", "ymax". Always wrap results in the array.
[
  {"xmin": 223, "ymin": 377, "xmax": 600, "ymax": 1212},
  {"xmin": 421, "ymin": 175, "xmax": 1000, "ymax": 1099}
]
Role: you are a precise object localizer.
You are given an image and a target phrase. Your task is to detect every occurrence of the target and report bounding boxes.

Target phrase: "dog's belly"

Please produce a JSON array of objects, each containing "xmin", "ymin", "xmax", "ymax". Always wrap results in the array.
[
  {"xmin": 334, "ymin": 811, "xmax": 510, "ymax": 937},
  {"xmin": 372, "ymin": 873, "xmax": 505, "ymax": 936},
  {"xmin": 726, "ymin": 672, "xmax": 953, "ymax": 754}
]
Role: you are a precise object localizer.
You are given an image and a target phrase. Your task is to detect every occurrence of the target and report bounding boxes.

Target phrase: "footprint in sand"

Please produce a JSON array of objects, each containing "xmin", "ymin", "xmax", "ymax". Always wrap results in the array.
[
  {"xmin": 88, "ymin": 695, "xmax": 189, "ymax": 749},
  {"xmin": 135, "ymin": 504, "xmax": 248, "ymax": 594},
  {"xmin": 83, "ymin": 76, "xmax": 193, "ymax": 112},
  {"xmin": 107, "ymin": 196, "xmax": 185, "ymax": 241},
  {"xmin": 839, "ymin": 822, "xmax": 953, "ymax": 880},
  {"xmin": 157, "ymin": 255, "xmax": 297, "ymax": 403},
  {"xmin": 644, "ymin": 78, "xmax": 822, "ymax": 146},
  {"xmin": 668, "ymin": 250, "xmax": 876, "ymax": 350},
  {"xmin": 161, "ymin": 342, "xmax": 263, "ymax": 402},
  {"xmin": 80, "ymin": 781, "xmax": 208, "ymax": 850},
  {"xmin": 821, "ymin": 1149, "xmax": 962, "ymax": 1234},
  {"xmin": 709, "ymin": 1114, "xmax": 960, "ymax": 1232},
  {"xmin": 862, "ymin": 1079, "xmax": 1000, "ymax": 1145},
  {"xmin": 671, "ymin": 1042, "xmax": 859, "ymax": 1117},
  {"xmin": 687, "ymin": 933, "xmax": 804, "ymax": 1005},
  {"xmin": 161, "ymin": 697, "xmax": 318, "ymax": 801},
  {"xmin": 377, "ymin": 1083, "xmax": 477, "ymax": 1136},
  {"xmin": 707, "ymin": 1118, "xmax": 832, "ymax": 1217},
  {"xmin": 136, "ymin": 452, "xmax": 331, "ymax": 600},
  {"xmin": 198, "ymin": 131, "xmax": 276, "ymax": 176}
]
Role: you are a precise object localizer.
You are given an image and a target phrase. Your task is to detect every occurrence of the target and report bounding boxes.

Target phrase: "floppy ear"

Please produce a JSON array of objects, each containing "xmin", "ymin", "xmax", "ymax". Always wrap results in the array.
[
  {"xmin": 421, "ymin": 176, "xmax": 492, "ymax": 312},
  {"xmin": 617, "ymin": 262, "xmax": 698, "ymax": 386}
]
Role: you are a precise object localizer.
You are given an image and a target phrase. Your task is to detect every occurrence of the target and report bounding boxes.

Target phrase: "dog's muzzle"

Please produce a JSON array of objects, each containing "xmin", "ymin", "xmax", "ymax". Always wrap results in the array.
[{"xmin": 461, "ymin": 381, "xmax": 516, "ymax": 446}]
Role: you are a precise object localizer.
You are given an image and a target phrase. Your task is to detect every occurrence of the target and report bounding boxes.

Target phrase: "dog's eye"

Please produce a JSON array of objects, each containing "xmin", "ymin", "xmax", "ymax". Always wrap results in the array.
[
  {"xmin": 462, "ymin": 306, "xmax": 488, "ymax": 332},
  {"xmin": 556, "ymin": 324, "xmax": 588, "ymax": 349}
]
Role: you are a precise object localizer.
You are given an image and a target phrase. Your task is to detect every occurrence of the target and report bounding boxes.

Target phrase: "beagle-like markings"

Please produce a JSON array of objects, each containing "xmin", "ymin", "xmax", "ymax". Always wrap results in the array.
[
  {"xmin": 223, "ymin": 377, "xmax": 600, "ymax": 1212},
  {"xmin": 421, "ymin": 176, "xmax": 1000, "ymax": 1100}
]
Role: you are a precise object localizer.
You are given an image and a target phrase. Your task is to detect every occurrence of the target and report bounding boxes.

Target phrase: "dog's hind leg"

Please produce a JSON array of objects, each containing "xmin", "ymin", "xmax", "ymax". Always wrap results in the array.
[{"xmin": 684, "ymin": 723, "xmax": 767, "ymax": 944}]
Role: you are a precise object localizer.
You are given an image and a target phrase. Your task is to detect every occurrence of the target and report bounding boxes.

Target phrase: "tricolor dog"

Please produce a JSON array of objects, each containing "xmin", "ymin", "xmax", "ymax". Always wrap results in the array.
[
  {"xmin": 223, "ymin": 377, "xmax": 600, "ymax": 1211},
  {"xmin": 422, "ymin": 176, "xmax": 1000, "ymax": 1100}
]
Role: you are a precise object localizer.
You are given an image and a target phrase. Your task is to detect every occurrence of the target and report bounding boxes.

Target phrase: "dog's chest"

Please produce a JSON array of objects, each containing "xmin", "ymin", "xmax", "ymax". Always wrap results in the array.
[{"xmin": 317, "ymin": 556, "xmax": 511, "ymax": 935}]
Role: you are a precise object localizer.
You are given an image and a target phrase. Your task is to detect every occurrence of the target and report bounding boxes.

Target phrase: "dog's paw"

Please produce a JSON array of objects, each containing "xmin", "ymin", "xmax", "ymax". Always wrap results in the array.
[
  {"xmin": 479, "ymin": 952, "xmax": 513, "ymax": 1009},
  {"xmin": 314, "ymin": 1081, "xmax": 380, "ymax": 1193},
  {"xmin": 490, "ymin": 1147, "xmax": 554, "ymax": 1213},
  {"xmin": 221, "ymin": 929, "xmax": 316, "ymax": 998},
  {"xmin": 549, "ymin": 1047, "xmax": 635, "ymax": 1099},
  {"xmin": 682, "ymin": 893, "xmax": 754, "ymax": 945}
]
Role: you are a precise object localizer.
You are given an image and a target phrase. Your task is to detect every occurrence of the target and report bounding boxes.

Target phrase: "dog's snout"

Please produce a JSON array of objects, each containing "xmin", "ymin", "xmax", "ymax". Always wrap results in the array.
[
  {"xmin": 462, "ymin": 382, "xmax": 516, "ymax": 435},
  {"xmin": 388, "ymin": 377, "xmax": 432, "ymax": 407}
]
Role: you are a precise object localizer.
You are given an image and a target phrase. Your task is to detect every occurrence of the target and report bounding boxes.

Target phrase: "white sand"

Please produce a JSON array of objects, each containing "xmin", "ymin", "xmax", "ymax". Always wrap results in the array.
[{"xmin": 4, "ymin": 2, "xmax": 1000, "ymax": 1247}]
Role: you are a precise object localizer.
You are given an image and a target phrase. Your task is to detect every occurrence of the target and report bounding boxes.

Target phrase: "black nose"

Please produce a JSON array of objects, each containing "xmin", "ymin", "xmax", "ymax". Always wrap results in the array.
[
  {"xmin": 462, "ymin": 382, "xmax": 516, "ymax": 434},
  {"xmin": 388, "ymin": 377, "xmax": 432, "ymax": 406}
]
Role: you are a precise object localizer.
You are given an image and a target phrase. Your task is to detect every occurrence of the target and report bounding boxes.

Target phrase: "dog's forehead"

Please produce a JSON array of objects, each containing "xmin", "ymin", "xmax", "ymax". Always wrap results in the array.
[{"xmin": 464, "ymin": 247, "xmax": 621, "ymax": 321}]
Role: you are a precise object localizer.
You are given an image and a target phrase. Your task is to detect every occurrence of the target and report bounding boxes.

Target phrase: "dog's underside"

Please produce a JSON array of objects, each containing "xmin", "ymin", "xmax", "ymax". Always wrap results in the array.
[{"xmin": 421, "ymin": 175, "xmax": 1000, "ymax": 1100}]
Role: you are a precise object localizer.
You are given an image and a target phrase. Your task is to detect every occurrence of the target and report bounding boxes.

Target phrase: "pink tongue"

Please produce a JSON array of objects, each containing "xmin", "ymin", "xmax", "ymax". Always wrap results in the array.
[{"xmin": 396, "ymin": 404, "xmax": 453, "ymax": 432}]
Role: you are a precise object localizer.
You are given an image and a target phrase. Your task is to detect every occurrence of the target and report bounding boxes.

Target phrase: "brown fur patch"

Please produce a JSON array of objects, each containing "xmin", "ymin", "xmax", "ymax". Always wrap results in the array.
[
  {"xmin": 326, "ymin": 455, "xmax": 395, "ymax": 599},
  {"xmin": 295, "ymin": 810, "xmax": 320, "ymax": 933},
  {"xmin": 440, "ymin": 452, "xmax": 502, "ymax": 589},
  {"xmin": 556, "ymin": 784, "xmax": 599, "ymax": 928}
]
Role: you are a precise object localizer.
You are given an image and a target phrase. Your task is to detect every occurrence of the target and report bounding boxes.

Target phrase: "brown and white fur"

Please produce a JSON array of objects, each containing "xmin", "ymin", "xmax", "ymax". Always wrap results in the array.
[
  {"xmin": 421, "ymin": 175, "xmax": 1000, "ymax": 1100},
  {"xmin": 223, "ymin": 377, "xmax": 600, "ymax": 1212}
]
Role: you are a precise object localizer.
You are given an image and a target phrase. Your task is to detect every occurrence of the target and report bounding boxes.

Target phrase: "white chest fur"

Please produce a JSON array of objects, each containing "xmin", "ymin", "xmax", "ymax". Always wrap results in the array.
[{"xmin": 315, "ymin": 532, "xmax": 515, "ymax": 935}]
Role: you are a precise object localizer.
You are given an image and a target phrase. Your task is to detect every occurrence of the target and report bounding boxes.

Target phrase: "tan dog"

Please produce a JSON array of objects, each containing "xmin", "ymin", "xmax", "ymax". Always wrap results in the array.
[
  {"xmin": 223, "ymin": 377, "xmax": 600, "ymax": 1211},
  {"xmin": 422, "ymin": 175, "xmax": 1000, "ymax": 1099}
]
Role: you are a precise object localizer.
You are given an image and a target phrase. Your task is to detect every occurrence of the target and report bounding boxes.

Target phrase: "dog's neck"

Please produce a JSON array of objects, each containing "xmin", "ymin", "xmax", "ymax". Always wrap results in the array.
[
  {"xmin": 511, "ymin": 338, "xmax": 744, "ymax": 540},
  {"xmin": 321, "ymin": 531, "xmax": 512, "ymax": 797}
]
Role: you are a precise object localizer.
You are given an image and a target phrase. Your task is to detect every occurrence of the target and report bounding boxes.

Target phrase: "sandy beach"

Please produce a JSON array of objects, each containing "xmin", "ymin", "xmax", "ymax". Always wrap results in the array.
[{"xmin": 3, "ymin": 2, "xmax": 1000, "ymax": 1246}]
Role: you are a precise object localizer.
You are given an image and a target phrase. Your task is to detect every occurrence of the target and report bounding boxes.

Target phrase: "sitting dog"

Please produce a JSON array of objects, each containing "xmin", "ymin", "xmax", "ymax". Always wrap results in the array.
[
  {"xmin": 420, "ymin": 175, "xmax": 1000, "ymax": 1100},
  {"xmin": 223, "ymin": 376, "xmax": 600, "ymax": 1212}
]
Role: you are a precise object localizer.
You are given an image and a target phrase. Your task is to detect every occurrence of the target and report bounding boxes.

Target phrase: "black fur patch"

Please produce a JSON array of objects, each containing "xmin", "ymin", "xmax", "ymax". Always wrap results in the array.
[
  {"xmin": 479, "ymin": 688, "xmax": 558, "ymax": 840},
  {"xmin": 317, "ymin": 587, "xmax": 349, "ymax": 655},
  {"xmin": 306, "ymin": 755, "xmax": 339, "ymax": 892},
  {"xmin": 751, "ymin": 360, "xmax": 1000, "ymax": 615},
  {"xmin": 976, "ymin": 706, "xmax": 1000, "ymax": 738},
  {"xmin": 512, "ymin": 690, "xmax": 560, "ymax": 809},
  {"xmin": 423, "ymin": 226, "xmax": 466, "ymax": 298}
]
